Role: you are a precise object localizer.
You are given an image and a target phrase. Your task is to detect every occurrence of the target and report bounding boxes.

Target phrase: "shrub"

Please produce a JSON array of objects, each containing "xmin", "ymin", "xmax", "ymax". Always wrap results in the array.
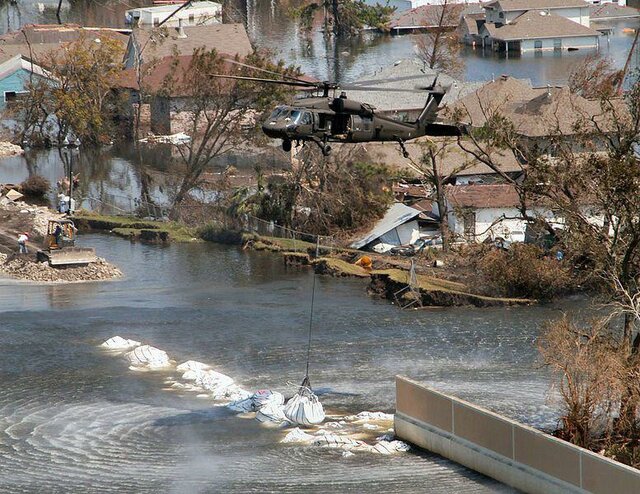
[
  {"xmin": 197, "ymin": 222, "xmax": 243, "ymax": 245},
  {"xmin": 479, "ymin": 243, "xmax": 571, "ymax": 300},
  {"xmin": 20, "ymin": 174, "xmax": 50, "ymax": 197}
]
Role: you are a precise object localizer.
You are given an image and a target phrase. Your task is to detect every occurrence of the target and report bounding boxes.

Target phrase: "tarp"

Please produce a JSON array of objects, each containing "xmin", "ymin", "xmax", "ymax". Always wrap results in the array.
[{"xmin": 350, "ymin": 203, "xmax": 421, "ymax": 249}]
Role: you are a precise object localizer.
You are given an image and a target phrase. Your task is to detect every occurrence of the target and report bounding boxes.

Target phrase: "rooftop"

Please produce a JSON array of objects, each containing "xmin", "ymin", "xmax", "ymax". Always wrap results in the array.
[
  {"xmin": 482, "ymin": 10, "xmax": 601, "ymax": 41},
  {"xmin": 388, "ymin": 4, "xmax": 470, "ymax": 30},
  {"xmin": 127, "ymin": 1, "xmax": 221, "ymax": 15},
  {"xmin": 484, "ymin": 0, "xmax": 590, "ymax": 12},
  {"xmin": 0, "ymin": 23, "xmax": 128, "ymax": 46},
  {"xmin": 133, "ymin": 23, "xmax": 252, "ymax": 61},
  {"xmin": 445, "ymin": 184, "xmax": 522, "ymax": 209},
  {"xmin": 343, "ymin": 59, "xmax": 482, "ymax": 111},
  {"xmin": 590, "ymin": 3, "xmax": 640, "ymax": 20}
]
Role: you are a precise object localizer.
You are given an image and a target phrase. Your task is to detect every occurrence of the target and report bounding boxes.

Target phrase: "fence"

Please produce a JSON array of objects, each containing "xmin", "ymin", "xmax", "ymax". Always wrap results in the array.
[
  {"xmin": 395, "ymin": 376, "xmax": 640, "ymax": 494},
  {"xmin": 229, "ymin": 213, "xmax": 341, "ymax": 255}
]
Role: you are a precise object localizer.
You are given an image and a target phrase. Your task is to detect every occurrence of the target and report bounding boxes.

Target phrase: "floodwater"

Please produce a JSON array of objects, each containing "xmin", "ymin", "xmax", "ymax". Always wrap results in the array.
[{"xmin": 0, "ymin": 233, "xmax": 571, "ymax": 492}]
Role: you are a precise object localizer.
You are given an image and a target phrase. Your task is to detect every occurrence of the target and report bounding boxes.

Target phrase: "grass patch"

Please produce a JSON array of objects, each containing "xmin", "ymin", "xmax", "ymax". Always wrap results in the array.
[{"xmin": 72, "ymin": 211, "xmax": 197, "ymax": 242}]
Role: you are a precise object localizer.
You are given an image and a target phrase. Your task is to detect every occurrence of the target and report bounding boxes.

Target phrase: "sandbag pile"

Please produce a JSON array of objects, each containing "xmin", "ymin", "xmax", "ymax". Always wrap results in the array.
[
  {"xmin": 178, "ymin": 361, "xmax": 250, "ymax": 402},
  {"xmin": 101, "ymin": 336, "xmax": 141, "ymax": 351},
  {"xmin": 126, "ymin": 345, "xmax": 171, "ymax": 370}
]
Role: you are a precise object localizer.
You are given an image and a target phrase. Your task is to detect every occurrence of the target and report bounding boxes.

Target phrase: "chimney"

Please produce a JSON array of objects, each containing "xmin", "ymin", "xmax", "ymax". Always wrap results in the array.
[
  {"xmin": 547, "ymin": 84, "xmax": 551, "ymax": 97},
  {"xmin": 177, "ymin": 18, "xmax": 187, "ymax": 38}
]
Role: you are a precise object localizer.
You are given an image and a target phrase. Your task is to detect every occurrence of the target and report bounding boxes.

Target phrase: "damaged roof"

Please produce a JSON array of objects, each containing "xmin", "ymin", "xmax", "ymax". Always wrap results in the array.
[{"xmin": 350, "ymin": 203, "xmax": 421, "ymax": 249}]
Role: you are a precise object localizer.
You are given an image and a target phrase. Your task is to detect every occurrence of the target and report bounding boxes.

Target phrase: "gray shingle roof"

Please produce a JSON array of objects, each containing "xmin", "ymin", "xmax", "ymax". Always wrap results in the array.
[
  {"xmin": 133, "ymin": 23, "xmax": 252, "ymax": 62},
  {"xmin": 343, "ymin": 59, "xmax": 482, "ymax": 111},
  {"xmin": 482, "ymin": 10, "xmax": 601, "ymax": 41}
]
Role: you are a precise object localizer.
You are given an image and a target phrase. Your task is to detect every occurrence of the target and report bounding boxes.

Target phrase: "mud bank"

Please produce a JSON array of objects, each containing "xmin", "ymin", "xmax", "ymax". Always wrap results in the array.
[
  {"xmin": 243, "ymin": 236, "xmax": 535, "ymax": 308},
  {"xmin": 0, "ymin": 253, "xmax": 122, "ymax": 283}
]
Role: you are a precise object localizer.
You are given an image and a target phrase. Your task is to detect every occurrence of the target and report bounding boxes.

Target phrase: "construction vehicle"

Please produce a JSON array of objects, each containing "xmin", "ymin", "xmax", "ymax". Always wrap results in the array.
[{"xmin": 37, "ymin": 219, "xmax": 97, "ymax": 266}]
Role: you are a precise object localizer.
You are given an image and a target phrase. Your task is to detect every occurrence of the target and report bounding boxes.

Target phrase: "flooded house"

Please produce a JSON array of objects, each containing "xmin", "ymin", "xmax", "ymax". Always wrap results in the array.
[
  {"xmin": 460, "ymin": 0, "xmax": 604, "ymax": 51},
  {"xmin": 124, "ymin": 1, "xmax": 222, "ymax": 27},
  {"xmin": 0, "ymin": 55, "xmax": 51, "ymax": 108},
  {"xmin": 119, "ymin": 23, "xmax": 252, "ymax": 135}
]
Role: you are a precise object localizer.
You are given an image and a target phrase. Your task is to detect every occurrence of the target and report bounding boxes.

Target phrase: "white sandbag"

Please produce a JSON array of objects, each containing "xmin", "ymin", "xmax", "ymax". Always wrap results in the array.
[
  {"xmin": 228, "ymin": 389, "xmax": 284, "ymax": 413},
  {"xmin": 372, "ymin": 440, "xmax": 411, "ymax": 455},
  {"xmin": 176, "ymin": 360, "xmax": 211, "ymax": 372},
  {"xmin": 194, "ymin": 370, "xmax": 234, "ymax": 392},
  {"xmin": 125, "ymin": 345, "xmax": 170, "ymax": 369},
  {"xmin": 253, "ymin": 390, "xmax": 284, "ymax": 408},
  {"xmin": 311, "ymin": 433, "xmax": 373, "ymax": 452},
  {"xmin": 256, "ymin": 402, "xmax": 288, "ymax": 425},
  {"xmin": 283, "ymin": 389, "xmax": 325, "ymax": 426},
  {"xmin": 210, "ymin": 384, "xmax": 250, "ymax": 401},
  {"xmin": 281, "ymin": 427, "xmax": 315, "ymax": 444},
  {"xmin": 101, "ymin": 336, "xmax": 141, "ymax": 350},
  {"xmin": 344, "ymin": 411, "xmax": 393, "ymax": 422}
]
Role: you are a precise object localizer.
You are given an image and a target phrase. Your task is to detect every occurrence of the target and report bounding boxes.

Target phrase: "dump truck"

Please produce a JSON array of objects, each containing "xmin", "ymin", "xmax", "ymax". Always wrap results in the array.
[{"xmin": 37, "ymin": 219, "xmax": 97, "ymax": 266}]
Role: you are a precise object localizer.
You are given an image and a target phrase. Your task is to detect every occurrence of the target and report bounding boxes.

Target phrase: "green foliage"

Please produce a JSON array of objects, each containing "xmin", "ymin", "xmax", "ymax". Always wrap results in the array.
[
  {"xmin": 20, "ymin": 174, "xmax": 50, "ymax": 197},
  {"xmin": 289, "ymin": 0, "xmax": 395, "ymax": 35},
  {"xmin": 197, "ymin": 222, "xmax": 243, "ymax": 244},
  {"xmin": 478, "ymin": 244, "xmax": 571, "ymax": 300}
]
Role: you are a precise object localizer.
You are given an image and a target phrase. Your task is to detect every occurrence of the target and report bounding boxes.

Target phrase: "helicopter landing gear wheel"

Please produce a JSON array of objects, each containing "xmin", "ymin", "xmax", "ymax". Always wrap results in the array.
[
  {"xmin": 282, "ymin": 139, "xmax": 292, "ymax": 152},
  {"xmin": 322, "ymin": 145, "xmax": 332, "ymax": 156}
]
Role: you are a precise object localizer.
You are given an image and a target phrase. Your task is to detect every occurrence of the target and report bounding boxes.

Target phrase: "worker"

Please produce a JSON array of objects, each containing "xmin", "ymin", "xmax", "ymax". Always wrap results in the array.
[
  {"xmin": 53, "ymin": 223, "xmax": 63, "ymax": 247},
  {"xmin": 355, "ymin": 255, "xmax": 373, "ymax": 270},
  {"xmin": 17, "ymin": 232, "xmax": 29, "ymax": 254}
]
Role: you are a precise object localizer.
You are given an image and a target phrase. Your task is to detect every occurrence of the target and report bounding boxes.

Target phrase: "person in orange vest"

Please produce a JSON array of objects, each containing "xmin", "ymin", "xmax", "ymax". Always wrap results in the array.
[{"xmin": 355, "ymin": 255, "xmax": 373, "ymax": 270}]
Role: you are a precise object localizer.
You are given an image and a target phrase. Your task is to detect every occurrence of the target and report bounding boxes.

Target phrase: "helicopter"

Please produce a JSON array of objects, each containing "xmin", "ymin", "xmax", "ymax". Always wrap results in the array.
[{"xmin": 213, "ymin": 61, "xmax": 460, "ymax": 157}]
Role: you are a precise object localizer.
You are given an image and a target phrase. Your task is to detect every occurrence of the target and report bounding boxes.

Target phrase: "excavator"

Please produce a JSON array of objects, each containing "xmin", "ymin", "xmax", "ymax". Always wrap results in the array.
[{"xmin": 37, "ymin": 219, "xmax": 97, "ymax": 266}]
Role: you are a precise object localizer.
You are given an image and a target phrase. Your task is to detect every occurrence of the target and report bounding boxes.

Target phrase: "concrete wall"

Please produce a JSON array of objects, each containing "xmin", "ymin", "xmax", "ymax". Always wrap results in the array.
[
  {"xmin": 395, "ymin": 376, "xmax": 640, "ymax": 494},
  {"xmin": 520, "ymin": 35, "xmax": 599, "ymax": 52}
]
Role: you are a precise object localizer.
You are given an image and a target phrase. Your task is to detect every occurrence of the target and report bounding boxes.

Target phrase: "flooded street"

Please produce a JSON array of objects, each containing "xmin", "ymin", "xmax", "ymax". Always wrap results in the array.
[{"xmin": 0, "ymin": 234, "xmax": 568, "ymax": 492}]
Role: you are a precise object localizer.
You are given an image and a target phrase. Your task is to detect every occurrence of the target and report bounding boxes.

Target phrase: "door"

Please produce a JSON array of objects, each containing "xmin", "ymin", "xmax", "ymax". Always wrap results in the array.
[{"xmin": 534, "ymin": 40, "xmax": 543, "ymax": 51}]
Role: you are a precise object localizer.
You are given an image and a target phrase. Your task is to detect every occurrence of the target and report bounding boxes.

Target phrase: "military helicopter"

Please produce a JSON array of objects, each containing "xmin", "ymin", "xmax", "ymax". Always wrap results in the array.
[{"xmin": 214, "ymin": 61, "xmax": 459, "ymax": 157}]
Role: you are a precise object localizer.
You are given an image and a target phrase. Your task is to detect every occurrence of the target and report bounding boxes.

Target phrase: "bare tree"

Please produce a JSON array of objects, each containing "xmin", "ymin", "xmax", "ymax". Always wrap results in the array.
[{"xmin": 414, "ymin": 1, "xmax": 464, "ymax": 78}]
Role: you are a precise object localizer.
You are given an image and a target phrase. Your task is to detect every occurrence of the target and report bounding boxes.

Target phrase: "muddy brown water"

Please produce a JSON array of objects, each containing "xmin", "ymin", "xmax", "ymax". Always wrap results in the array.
[{"xmin": 0, "ymin": 233, "xmax": 581, "ymax": 493}]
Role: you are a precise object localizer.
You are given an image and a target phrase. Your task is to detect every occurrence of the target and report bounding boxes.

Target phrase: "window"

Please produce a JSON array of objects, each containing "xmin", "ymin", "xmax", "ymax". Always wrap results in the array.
[
  {"xmin": 463, "ymin": 210, "xmax": 476, "ymax": 240},
  {"xmin": 534, "ymin": 40, "xmax": 543, "ymax": 50},
  {"xmin": 553, "ymin": 38, "xmax": 562, "ymax": 50},
  {"xmin": 4, "ymin": 91, "xmax": 28, "ymax": 104}
]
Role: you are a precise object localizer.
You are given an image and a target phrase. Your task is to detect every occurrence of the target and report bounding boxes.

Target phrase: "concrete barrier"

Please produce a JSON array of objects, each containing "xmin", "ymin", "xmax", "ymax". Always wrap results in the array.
[{"xmin": 395, "ymin": 376, "xmax": 640, "ymax": 494}]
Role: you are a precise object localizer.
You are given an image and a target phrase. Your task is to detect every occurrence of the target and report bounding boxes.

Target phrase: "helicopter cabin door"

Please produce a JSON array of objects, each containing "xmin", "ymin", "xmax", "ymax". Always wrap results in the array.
[{"xmin": 348, "ymin": 115, "xmax": 374, "ymax": 142}]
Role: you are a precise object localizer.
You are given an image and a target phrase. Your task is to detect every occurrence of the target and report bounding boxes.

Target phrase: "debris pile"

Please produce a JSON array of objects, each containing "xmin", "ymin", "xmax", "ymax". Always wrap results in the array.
[
  {"xmin": 0, "ymin": 142, "xmax": 24, "ymax": 157},
  {"xmin": 100, "ymin": 336, "xmax": 411, "ymax": 457},
  {"xmin": 0, "ymin": 254, "xmax": 122, "ymax": 282}
]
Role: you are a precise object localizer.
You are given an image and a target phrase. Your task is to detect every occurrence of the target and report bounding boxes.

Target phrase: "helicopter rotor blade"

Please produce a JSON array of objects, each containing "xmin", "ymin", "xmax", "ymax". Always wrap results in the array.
[
  {"xmin": 222, "ymin": 58, "xmax": 315, "ymax": 86},
  {"xmin": 339, "ymin": 84, "xmax": 427, "ymax": 93},
  {"xmin": 209, "ymin": 73, "xmax": 318, "ymax": 88}
]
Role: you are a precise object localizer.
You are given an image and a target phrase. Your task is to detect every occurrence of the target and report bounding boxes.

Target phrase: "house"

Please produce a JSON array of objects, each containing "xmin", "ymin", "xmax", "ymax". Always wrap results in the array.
[
  {"xmin": 0, "ymin": 55, "xmax": 52, "ymax": 108},
  {"xmin": 457, "ymin": 12, "xmax": 485, "ymax": 45},
  {"xmin": 350, "ymin": 202, "xmax": 428, "ymax": 252},
  {"xmin": 0, "ymin": 24, "xmax": 129, "ymax": 62},
  {"xmin": 442, "ymin": 75, "xmax": 624, "ymax": 152},
  {"xmin": 444, "ymin": 183, "xmax": 548, "ymax": 242},
  {"xmin": 123, "ymin": 23, "xmax": 252, "ymax": 69},
  {"xmin": 479, "ymin": 9, "xmax": 602, "ymax": 52},
  {"xmin": 364, "ymin": 0, "xmax": 481, "ymax": 14},
  {"xmin": 125, "ymin": 2, "xmax": 222, "ymax": 27},
  {"xmin": 119, "ymin": 23, "xmax": 252, "ymax": 135},
  {"xmin": 483, "ymin": 0, "xmax": 592, "ymax": 26},
  {"xmin": 388, "ymin": 4, "xmax": 470, "ymax": 33}
]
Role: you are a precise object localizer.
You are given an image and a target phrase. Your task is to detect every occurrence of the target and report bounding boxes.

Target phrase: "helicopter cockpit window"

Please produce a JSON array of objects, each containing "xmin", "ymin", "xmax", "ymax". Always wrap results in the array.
[
  {"xmin": 287, "ymin": 110, "xmax": 312, "ymax": 125},
  {"xmin": 269, "ymin": 107, "xmax": 288, "ymax": 120}
]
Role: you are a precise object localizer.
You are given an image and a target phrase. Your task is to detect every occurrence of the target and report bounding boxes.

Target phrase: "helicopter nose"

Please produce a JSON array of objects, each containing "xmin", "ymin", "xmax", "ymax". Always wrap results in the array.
[{"xmin": 262, "ymin": 121, "xmax": 285, "ymax": 138}]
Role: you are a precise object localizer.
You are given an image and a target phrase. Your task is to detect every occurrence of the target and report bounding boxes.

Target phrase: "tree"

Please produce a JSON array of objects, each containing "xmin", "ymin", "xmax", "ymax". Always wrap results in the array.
[
  {"xmin": 156, "ymin": 48, "xmax": 300, "ymax": 213},
  {"xmin": 568, "ymin": 54, "xmax": 622, "ymax": 99},
  {"xmin": 414, "ymin": 1, "xmax": 464, "ymax": 78},
  {"xmin": 11, "ymin": 34, "xmax": 125, "ymax": 144},
  {"xmin": 291, "ymin": 0, "xmax": 395, "ymax": 36},
  {"xmin": 455, "ymin": 75, "xmax": 640, "ymax": 445}
]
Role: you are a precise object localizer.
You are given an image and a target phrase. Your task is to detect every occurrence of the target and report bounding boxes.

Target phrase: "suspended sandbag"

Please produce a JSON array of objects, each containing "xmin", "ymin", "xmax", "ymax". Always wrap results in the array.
[
  {"xmin": 125, "ymin": 345, "xmax": 170, "ymax": 369},
  {"xmin": 101, "ymin": 336, "xmax": 141, "ymax": 351},
  {"xmin": 283, "ymin": 385, "xmax": 325, "ymax": 426}
]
